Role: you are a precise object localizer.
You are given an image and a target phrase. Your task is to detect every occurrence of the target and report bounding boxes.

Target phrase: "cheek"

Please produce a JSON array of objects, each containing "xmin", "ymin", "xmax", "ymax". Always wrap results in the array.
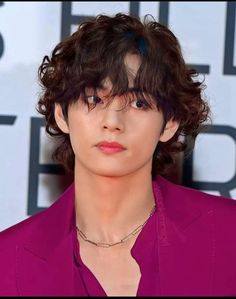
[
  {"xmin": 130, "ymin": 125, "xmax": 162, "ymax": 158},
  {"xmin": 67, "ymin": 114, "xmax": 85, "ymax": 147},
  {"xmin": 133, "ymin": 115, "xmax": 163, "ymax": 144},
  {"xmin": 68, "ymin": 112, "xmax": 98, "ymax": 154},
  {"xmin": 68, "ymin": 108, "xmax": 89, "ymax": 133},
  {"xmin": 148, "ymin": 113, "xmax": 164, "ymax": 140}
]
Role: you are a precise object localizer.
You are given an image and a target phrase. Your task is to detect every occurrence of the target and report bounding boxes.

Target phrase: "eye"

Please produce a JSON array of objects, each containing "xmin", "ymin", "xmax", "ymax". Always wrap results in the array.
[
  {"xmin": 86, "ymin": 95, "xmax": 103, "ymax": 105},
  {"xmin": 130, "ymin": 99, "xmax": 149, "ymax": 110}
]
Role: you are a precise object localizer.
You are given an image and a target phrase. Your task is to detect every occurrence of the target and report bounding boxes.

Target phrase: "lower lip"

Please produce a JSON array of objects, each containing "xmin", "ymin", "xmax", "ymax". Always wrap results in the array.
[{"xmin": 97, "ymin": 146, "xmax": 126, "ymax": 154}]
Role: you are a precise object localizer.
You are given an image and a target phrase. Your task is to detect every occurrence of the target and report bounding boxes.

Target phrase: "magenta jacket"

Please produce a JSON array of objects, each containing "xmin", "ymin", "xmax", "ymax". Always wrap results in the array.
[{"xmin": 1, "ymin": 176, "xmax": 236, "ymax": 296}]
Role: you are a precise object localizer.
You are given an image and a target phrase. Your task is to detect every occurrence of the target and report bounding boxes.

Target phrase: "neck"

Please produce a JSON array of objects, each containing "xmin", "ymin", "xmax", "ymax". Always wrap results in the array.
[{"xmin": 74, "ymin": 162, "xmax": 156, "ymax": 245}]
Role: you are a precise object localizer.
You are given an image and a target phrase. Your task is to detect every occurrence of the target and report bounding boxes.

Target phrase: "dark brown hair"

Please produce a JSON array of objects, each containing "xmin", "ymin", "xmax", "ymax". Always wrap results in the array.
[{"xmin": 37, "ymin": 13, "xmax": 210, "ymax": 180}]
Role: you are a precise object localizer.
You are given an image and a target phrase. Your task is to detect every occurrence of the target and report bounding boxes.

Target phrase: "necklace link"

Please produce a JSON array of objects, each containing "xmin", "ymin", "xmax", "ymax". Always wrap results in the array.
[{"xmin": 76, "ymin": 204, "xmax": 156, "ymax": 248}]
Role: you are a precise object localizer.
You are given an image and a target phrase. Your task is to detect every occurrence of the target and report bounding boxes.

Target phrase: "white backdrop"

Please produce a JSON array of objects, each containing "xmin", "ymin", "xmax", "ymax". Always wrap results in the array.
[{"xmin": 1, "ymin": 1, "xmax": 236, "ymax": 231}]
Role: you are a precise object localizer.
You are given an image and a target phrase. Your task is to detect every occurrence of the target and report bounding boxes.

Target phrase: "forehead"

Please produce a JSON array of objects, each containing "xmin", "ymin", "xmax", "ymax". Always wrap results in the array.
[
  {"xmin": 124, "ymin": 52, "xmax": 142, "ymax": 80},
  {"xmin": 99, "ymin": 53, "xmax": 142, "ymax": 92}
]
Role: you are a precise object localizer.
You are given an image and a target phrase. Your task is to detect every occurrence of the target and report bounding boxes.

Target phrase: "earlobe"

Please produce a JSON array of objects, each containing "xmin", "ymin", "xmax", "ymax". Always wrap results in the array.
[
  {"xmin": 159, "ymin": 119, "xmax": 179, "ymax": 142},
  {"xmin": 54, "ymin": 103, "xmax": 70, "ymax": 134}
]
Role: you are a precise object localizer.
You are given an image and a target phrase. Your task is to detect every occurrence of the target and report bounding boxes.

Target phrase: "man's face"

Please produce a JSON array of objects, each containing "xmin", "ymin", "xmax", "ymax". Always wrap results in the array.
[{"xmin": 55, "ymin": 53, "xmax": 178, "ymax": 178}]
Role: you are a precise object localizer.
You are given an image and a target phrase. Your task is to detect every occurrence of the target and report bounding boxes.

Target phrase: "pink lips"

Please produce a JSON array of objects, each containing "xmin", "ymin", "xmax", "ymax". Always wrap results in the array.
[{"xmin": 96, "ymin": 141, "xmax": 126, "ymax": 154}]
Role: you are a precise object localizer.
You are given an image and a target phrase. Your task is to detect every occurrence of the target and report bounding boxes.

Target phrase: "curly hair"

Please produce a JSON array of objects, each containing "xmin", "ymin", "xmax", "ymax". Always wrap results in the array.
[{"xmin": 37, "ymin": 13, "xmax": 210, "ymax": 180}]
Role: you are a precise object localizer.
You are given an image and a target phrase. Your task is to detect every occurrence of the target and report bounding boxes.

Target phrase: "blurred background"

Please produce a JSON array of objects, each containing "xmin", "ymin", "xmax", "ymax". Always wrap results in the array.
[{"xmin": 1, "ymin": 1, "xmax": 236, "ymax": 231}]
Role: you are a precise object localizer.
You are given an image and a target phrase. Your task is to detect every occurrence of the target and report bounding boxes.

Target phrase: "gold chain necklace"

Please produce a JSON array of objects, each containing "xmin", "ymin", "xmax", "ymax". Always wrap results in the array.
[{"xmin": 76, "ymin": 204, "xmax": 156, "ymax": 248}]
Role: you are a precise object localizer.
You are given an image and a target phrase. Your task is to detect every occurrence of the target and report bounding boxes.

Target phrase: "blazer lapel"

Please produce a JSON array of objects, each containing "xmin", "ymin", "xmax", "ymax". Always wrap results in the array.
[
  {"xmin": 153, "ymin": 177, "xmax": 215, "ymax": 296},
  {"xmin": 16, "ymin": 233, "xmax": 76, "ymax": 296},
  {"xmin": 16, "ymin": 184, "xmax": 87, "ymax": 296}
]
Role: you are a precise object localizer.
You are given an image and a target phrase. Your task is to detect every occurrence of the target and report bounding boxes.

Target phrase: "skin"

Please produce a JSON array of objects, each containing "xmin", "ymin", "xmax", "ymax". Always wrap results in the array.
[{"xmin": 54, "ymin": 52, "xmax": 179, "ymax": 246}]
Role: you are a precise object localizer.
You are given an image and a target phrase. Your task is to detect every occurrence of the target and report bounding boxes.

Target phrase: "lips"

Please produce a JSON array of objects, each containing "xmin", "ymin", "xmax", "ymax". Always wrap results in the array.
[
  {"xmin": 96, "ymin": 141, "xmax": 126, "ymax": 149},
  {"xmin": 96, "ymin": 141, "xmax": 126, "ymax": 154}
]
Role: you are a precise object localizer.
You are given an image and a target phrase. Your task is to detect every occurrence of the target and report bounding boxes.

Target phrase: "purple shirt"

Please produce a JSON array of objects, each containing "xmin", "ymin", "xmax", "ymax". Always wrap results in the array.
[{"xmin": 72, "ymin": 206, "xmax": 159, "ymax": 296}]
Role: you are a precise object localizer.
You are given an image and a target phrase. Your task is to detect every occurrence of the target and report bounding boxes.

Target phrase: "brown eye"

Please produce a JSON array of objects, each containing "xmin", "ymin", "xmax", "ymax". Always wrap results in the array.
[
  {"xmin": 130, "ymin": 99, "xmax": 149, "ymax": 110},
  {"xmin": 86, "ymin": 95, "xmax": 103, "ymax": 105}
]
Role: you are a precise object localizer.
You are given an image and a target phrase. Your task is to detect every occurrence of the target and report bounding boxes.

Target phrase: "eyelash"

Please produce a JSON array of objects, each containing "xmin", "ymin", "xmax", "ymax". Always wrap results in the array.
[{"xmin": 85, "ymin": 95, "xmax": 150, "ymax": 110}]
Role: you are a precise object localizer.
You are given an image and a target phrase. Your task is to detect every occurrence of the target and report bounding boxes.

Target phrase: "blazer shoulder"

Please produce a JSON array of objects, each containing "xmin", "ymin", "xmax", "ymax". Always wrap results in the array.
[
  {"xmin": 0, "ymin": 209, "xmax": 44, "ymax": 249},
  {"xmin": 0, "ymin": 183, "xmax": 74, "ymax": 295},
  {"xmin": 157, "ymin": 176, "xmax": 236, "ymax": 215},
  {"xmin": 0, "ymin": 182, "xmax": 74, "ymax": 249}
]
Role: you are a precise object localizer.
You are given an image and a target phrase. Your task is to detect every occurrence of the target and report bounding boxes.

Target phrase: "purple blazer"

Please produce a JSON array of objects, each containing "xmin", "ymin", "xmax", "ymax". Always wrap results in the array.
[{"xmin": 1, "ymin": 176, "xmax": 236, "ymax": 296}]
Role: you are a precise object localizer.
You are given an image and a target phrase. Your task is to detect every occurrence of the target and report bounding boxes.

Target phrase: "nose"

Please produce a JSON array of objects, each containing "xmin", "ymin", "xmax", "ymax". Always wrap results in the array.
[{"xmin": 101, "ymin": 98, "xmax": 126, "ymax": 133}]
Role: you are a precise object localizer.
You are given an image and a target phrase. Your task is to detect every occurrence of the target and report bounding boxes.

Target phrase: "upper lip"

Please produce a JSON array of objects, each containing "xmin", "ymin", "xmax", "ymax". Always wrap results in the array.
[{"xmin": 96, "ymin": 141, "xmax": 126, "ymax": 149}]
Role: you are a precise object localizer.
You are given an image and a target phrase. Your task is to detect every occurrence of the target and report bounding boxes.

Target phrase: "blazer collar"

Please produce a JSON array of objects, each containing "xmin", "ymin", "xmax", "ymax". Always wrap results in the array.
[
  {"xmin": 22, "ymin": 176, "xmax": 203, "ymax": 260},
  {"xmin": 153, "ymin": 176, "xmax": 203, "ymax": 246},
  {"xmin": 16, "ymin": 184, "xmax": 81, "ymax": 296},
  {"xmin": 153, "ymin": 176, "xmax": 214, "ymax": 296},
  {"xmin": 22, "ymin": 183, "xmax": 76, "ymax": 261},
  {"xmin": 17, "ymin": 176, "xmax": 212, "ymax": 296}
]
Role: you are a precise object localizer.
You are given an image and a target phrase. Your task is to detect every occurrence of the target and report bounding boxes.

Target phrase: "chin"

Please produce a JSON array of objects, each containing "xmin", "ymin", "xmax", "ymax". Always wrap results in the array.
[
  {"xmin": 95, "ymin": 171, "xmax": 127, "ymax": 177},
  {"xmin": 91, "ymin": 167, "xmax": 133, "ymax": 177}
]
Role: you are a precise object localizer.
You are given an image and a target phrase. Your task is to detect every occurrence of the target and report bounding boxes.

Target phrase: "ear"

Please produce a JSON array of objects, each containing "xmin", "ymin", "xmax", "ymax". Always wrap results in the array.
[
  {"xmin": 159, "ymin": 118, "xmax": 179, "ymax": 142},
  {"xmin": 54, "ymin": 103, "xmax": 69, "ymax": 134}
]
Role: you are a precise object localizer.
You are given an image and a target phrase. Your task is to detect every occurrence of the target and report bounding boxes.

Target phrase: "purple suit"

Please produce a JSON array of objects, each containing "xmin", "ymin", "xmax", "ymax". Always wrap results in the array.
[{"xmin": 1, "ymin": 176, "xmax": 236, "ymax": 296}]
